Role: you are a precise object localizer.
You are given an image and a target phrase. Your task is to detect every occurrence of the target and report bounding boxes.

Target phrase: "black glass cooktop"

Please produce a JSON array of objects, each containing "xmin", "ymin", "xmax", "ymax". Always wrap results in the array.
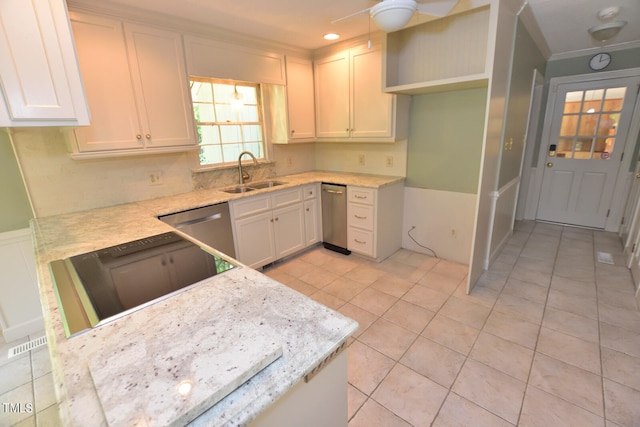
[{"xmin": 50, "ymin": 232, "xmax": 236, "ymax": 337}]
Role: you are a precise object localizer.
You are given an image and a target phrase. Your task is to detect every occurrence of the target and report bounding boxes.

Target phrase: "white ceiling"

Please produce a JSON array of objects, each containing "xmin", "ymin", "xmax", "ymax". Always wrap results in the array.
[{"xmin": 71, "ymin": 0, "xmax": 640, "ymax": 57}]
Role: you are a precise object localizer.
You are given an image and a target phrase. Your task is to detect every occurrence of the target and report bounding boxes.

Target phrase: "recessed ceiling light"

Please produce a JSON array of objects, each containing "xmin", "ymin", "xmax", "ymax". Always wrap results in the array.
[{"xmin": 323, "ymin": 33, "xmax": 340, "ymax": 41}]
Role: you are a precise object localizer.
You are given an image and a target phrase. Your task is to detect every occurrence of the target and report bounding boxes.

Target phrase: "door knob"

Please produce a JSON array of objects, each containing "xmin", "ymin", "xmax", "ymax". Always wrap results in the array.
[{"xmin": 546, "ymin": 162, "xmax": 554, "ymax": 168}]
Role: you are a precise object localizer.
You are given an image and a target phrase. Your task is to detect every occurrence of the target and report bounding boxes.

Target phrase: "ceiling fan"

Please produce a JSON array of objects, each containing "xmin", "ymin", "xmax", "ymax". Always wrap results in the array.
[{"xmin": 332, "ymin": 0, "xmax": 459, "ymax": 32}]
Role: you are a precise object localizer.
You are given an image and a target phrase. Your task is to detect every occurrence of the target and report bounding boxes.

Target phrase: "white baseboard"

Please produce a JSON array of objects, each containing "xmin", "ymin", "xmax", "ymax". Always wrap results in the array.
[{"xmin": 2, "ymin": 317, "xmax": 44, "ymax": 342}]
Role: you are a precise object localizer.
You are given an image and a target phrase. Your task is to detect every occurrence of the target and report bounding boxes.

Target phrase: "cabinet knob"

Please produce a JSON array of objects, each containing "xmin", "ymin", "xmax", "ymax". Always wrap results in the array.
[
  {"xmin": 306, "ymin": 208, "xmax": 310, "ymax": 212},
  {"xmin": 145, "ymin": 134, "xmax": 151, "ymax": 139},
  {"xmin": 275, "ymin": 217, "xmax": 279, "ymax": 221},
  {"xmin": 136, "ymin": 134, "xmax": 142, "ymax": 140},
  {"xmin": 291, "ymin": 129, "xmax": 295, "ymax": 135}
]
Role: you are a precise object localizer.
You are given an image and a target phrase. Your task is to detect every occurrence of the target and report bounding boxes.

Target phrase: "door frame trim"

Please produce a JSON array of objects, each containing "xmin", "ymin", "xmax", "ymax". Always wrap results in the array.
[{"xmin": 532, "ymin": 67, "xmax": 640, "ymax": 231}]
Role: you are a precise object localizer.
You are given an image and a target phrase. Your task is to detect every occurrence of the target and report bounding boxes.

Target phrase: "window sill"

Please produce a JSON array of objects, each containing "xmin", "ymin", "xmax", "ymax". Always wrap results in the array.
[{"xmin": 191, "ymin": 159, "xmax": 275, "ymax": 174}]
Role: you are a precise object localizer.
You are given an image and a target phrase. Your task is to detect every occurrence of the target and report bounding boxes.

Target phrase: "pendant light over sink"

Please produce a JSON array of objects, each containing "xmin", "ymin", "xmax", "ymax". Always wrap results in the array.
[{"xmin": 230, "ymin": 84, "xmax": 244, "ymax": 110}]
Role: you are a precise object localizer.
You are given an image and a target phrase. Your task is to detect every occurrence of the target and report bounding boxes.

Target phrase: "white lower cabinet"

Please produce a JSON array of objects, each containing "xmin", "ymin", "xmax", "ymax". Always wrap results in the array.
[
  {"xmin": 234, "ymin": 211, "xmax": 277, "ymax": 269},
  {"xmin": 303, "ymin": 183, "xmax": 321, "ymax": 246},
  {"xmin": 347, "ymin": 181, "xmax": 404, "ymax": 261},
  {"xmin": 231, "ymin": 187, "xmax": 312, "ymax": 269}
]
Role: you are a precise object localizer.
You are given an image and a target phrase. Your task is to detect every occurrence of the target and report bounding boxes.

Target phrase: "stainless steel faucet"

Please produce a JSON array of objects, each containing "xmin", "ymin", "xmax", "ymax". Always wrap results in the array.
[{"xmin": 238, "ymin": 151, "xmax": 258, "ymax": 185}]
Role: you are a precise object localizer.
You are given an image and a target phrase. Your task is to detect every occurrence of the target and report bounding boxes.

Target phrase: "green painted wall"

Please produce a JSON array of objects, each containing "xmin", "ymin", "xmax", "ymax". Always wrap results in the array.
[
  {"xmin": 406, "ymin": 87, "xmax": 487, "ymax": 194},
  {"xmin": 0, "ymin": 131, "xmax": 33, "ymax": 232}
]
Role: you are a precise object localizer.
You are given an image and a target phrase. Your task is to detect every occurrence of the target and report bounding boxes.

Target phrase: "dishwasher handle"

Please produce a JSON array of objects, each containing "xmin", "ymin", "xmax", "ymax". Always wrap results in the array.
[
  {"xmin": 323, "ymin": 188, "xmax": 344, "ymax": 195},
  {"xmin": 172, "ymin": 213, "xmax": 222, "ymax": 229}
]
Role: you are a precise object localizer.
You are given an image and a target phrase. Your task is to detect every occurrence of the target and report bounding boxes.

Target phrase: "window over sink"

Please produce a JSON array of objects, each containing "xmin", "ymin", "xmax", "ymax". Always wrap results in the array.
[{"xmin": 190, "ymin": 78, "xmax": 266, "ymax": 166}]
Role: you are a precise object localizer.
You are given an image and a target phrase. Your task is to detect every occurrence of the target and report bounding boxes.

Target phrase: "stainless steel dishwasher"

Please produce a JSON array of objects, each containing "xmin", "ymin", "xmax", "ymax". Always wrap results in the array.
[
  {"xmin": 321, "ymin": 183, "xmax": 351, "ymax": 255},
  {"xmin": 159, "ymin": 202, "xmax": 236, "ymax": 258}
]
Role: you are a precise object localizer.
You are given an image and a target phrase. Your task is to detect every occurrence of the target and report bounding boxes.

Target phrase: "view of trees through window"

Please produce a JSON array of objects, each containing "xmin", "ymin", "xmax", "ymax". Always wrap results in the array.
[{"xmin": 190, "ymin": 78, "xmax": 265, "ymax": 166}]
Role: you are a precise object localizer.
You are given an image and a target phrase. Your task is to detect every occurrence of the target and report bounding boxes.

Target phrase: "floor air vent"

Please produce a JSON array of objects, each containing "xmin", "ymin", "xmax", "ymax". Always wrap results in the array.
[
  {"xmin": 597, "ymin": 252, "xmax": 614, "ymax": 265},
  {"xmin": 7, "ymin": 335, "xmax": 48, "ymax": 359}
]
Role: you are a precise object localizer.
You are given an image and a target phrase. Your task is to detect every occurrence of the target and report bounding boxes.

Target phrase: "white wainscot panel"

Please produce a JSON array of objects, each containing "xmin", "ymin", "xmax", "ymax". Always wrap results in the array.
[
  {"xmin": 0, "ymin": 229, "xmax": 43, "ymax": 341},
  {"xmin": 488, "ymin": 177, "xmax": 520, "ymax": 268},
  {"xmin": 401, "ymin": 187, "xmax": 476, "ymax": 265}
]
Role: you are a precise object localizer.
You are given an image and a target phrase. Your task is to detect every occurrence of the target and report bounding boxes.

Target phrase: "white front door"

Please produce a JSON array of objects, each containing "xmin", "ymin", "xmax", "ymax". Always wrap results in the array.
[{"xmin": 536, "ymin": 75, "xmax": 640, "ymax": 228}]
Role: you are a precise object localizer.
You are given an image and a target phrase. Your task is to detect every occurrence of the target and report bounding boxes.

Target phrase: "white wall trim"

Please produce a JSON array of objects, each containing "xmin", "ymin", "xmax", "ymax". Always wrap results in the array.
[
  {"xmin": 485, "ymin": 176, "xmax": 520, "ymax": 268},
  {"xmin": 0, "ymin": 228, "xmax": 43, "ymax": 341},
  {"xmin": 1, "ymin": 317, "xmax": 44, "ymax": 343}
]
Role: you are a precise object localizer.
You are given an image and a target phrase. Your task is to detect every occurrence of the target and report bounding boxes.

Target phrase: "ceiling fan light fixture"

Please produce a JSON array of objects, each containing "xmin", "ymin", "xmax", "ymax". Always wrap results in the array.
[
  {"xmin": 370, "ymin": 0, "xmax": 417, "ymax": 32},
  {"xmin": 588, "ymin": 20, "xmax": 627, "ymax": 42}
]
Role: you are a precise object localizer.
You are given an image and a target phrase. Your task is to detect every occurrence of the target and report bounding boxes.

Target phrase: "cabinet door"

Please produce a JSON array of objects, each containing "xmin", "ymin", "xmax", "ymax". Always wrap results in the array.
[
  {"xmin": 234, "ymin": 212, "xmax": 276, "ymax": 269},
  {"xmin": 273, "ymin": 203, "xmax": 306, "ymax": 259},
  {"xmin": 0, "ymin": 0, "xmax": 89, "ymax": 126},
  {"xmin": 124, "ymin": 23, "xmax": 195, "ymax": 148},
  {"xmin": 350, "ymin": 46, "xmax": 394, "ymax": 139},
  {"xmin": 314, "ymin": 51, "xmax": 349, "ymax": 138},
  {"xmin": 70, "ymin": 13, "xmax": 143, "ymax": 151},
  {"xmin": 285, "ymin": 56, "xmax": 315, "ymax": 141},
  {"xmin": 304, "ymin": 199, "xmax": 320, "ymax": 247}
]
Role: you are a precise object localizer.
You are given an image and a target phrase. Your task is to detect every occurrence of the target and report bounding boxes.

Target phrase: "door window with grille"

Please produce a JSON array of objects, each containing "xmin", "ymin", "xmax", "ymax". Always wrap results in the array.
[
  {"xmin": 190, "ymin": 78, "xmax": 265, "ymax": 166},
  {"xmin": 556, "ymin": 87, "xmax": 626, "ymax": 160}
]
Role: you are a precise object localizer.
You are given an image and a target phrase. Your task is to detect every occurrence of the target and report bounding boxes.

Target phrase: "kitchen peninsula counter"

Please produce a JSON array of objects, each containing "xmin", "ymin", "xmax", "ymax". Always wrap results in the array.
[{"xmin": 31, "ymin": 171, "xmax": 400, "ymax": 426}]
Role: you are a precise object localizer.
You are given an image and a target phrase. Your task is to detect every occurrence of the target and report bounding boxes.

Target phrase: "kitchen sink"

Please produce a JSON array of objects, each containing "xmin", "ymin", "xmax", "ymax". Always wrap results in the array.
[
  {"xmin": 249, "ymin": 180, "xmax": 286, "ymax": 189},
  {"xmin": 222, "ymin": 186, "xmax": 255, "ymax": 194}
]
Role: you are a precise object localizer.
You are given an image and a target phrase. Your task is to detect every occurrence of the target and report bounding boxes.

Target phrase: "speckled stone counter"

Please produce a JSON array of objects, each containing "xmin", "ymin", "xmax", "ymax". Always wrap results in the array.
[{"xmin": 31, "ymin": 170, "xmax": 400, "ymax": 426}]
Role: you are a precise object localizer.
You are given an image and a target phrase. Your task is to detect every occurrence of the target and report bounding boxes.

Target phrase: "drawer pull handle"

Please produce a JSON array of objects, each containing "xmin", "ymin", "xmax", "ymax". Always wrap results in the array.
[
  {"xmin": 354, "ymin": 215, "xmax": 367, "ymax": 219},
  {"xmin": 354, "ymin": 195, "xmax": 367, "ymax": 199},
  {"xmin": 354, "ymin": 239, "xmax": 366, "ymax": 244}
]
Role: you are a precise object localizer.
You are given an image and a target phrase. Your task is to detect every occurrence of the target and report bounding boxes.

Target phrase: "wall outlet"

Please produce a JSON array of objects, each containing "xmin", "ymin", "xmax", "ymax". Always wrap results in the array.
[
  {"xmin": 148, "ymin": 171, "xmax": 163, "ymax": 185},
  {"xmin": 386, "ymin": 156, "xmax": 394, "ymax": 167},
  {"xmin": 358, "ymin": 154, "xmax": 366, "ymax": 166}
]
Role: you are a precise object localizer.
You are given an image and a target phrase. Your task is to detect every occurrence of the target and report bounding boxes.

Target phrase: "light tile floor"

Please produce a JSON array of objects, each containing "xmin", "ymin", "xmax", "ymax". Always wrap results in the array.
[
  {"xmin": 2, "ymin": 221, "xmax": 638, "ymax": 426},
  {"xmin": 264, "ymin": 221, "xmax": 640, "ymax": 426},
  {"xmin": 0, "ymin": 332, "xmax": 61, "ymax": 426}
]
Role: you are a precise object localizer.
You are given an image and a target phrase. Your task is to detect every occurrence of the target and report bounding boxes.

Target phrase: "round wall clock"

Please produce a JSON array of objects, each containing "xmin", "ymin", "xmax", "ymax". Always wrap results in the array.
[{"xmin": 589, "ymin": 53, "xmax": 611, "ymax": 71}]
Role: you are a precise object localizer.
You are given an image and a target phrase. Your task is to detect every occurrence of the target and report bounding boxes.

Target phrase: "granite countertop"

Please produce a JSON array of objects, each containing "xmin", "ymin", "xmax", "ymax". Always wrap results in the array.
[{"xmin": 32, "ymin": 171, "xmax": 400, "ymax": 426}]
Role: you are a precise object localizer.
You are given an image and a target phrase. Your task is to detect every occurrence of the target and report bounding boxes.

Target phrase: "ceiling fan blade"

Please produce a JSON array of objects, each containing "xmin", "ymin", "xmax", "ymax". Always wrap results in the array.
[
  {"xmin": 416, "ymin": 0, "xmax": 458, "ymax": 17},
  {"xmin": 331, "ymin": 6, "xmax": 374, "ymax": 24}
]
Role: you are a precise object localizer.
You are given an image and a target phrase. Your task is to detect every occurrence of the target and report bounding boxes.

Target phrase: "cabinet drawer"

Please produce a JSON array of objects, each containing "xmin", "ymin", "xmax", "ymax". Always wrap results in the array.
[
  {"xmin": 272, "ymin": 188, "xmax": 303, "ymax": 208},
  {"xmin": 348, "ymin": 227, "xmax": 374, "ymax": 257},
  {"xmin": 303, "ymin": 184, "xmax": 318, "ymax": 200},
  {"xmin": 348, "ymin": 204, "xmax": 374, "ymax": 231},
  {"xmin": 348, "ymin": 187, "xmax": 375, "ymax": 205},
  {"xmin": 230, "ymin": 194, "xmax": 271, "ymax": 219}
]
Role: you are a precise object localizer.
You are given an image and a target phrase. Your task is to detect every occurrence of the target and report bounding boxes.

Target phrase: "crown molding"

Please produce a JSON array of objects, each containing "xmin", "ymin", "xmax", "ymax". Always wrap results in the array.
[
  {"xmin": 548, "ymin": 39, "xmax": 640, "ymax": 61},
  {"xmin": 66, "ymin": 0, "xmax": 312, "ymax": 58}
]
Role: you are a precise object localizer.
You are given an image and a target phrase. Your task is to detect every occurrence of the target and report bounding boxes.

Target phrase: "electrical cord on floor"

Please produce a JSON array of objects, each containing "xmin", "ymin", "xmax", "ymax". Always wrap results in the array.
[{"xmin": 408, "ymin": 226, "xmax": 438, "ymax": 258}]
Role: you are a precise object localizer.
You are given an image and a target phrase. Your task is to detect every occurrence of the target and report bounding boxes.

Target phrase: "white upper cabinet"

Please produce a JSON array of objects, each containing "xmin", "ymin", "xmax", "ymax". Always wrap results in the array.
[
  {"xmin": 314, "ymin": 50, "xmax": 350, "ymax": 139},
  {"xmin": 69, "ymin": 13, "xmax": 195, "ymax": 157},
  {"xmin": 284, "ymin": 56, "xmax": 315, "ymax": 142},
  {"xmin": 0, "ymin": 0, "xmax": 90, "ymax": 127},
  {"xmin": 314, "ymin": 41, "xmax": 409, "ymax": 142}
]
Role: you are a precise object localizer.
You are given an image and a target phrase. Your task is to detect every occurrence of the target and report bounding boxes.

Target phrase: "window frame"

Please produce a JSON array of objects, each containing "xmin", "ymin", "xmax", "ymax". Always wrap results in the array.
[{"xmin": 189, "ymin": 77, "xmax": 267, "ymax": 169}]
